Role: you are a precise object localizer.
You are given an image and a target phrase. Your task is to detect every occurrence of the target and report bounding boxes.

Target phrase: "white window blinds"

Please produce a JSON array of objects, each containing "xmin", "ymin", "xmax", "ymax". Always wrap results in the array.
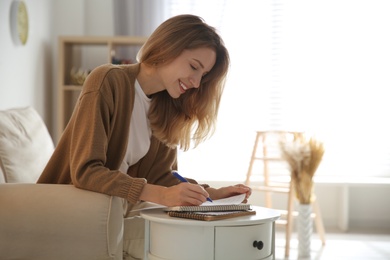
[{"xmin": 168, "ymin": 0, "xmax": 390, "ymax": 181}]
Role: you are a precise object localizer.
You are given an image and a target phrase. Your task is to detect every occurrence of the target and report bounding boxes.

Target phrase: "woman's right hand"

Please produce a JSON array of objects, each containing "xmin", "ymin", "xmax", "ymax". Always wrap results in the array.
[{"xmin": 139, "ymin": 183, "xmax": 210, "ymax": 207}]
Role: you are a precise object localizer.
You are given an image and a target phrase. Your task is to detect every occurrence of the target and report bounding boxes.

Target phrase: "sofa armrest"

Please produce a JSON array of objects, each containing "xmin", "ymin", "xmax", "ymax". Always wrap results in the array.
[{"xmin": 0, "ymin": 184, "xmax": 126, "ymax": 260}]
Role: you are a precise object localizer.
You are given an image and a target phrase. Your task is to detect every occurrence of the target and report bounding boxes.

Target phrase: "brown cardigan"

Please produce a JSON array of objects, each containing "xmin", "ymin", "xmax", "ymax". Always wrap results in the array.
[{"xmin": 38, "ymin": 63, "xmax": 201, "ymax": 204}]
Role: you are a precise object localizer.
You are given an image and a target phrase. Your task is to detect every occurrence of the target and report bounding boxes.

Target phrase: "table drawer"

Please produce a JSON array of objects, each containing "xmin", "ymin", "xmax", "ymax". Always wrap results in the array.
[
  {"xmin": 215, "ymin": 223, "xmax": 272, "ymax": 259},
  {"xmin": 148, "ymin": 222, "xmax": 214, "ymax": 259}
]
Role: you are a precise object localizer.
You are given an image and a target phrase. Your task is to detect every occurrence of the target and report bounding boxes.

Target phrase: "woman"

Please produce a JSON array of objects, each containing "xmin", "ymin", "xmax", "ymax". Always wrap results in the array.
[{"xmin": 38, "ymin": 14, "xmax": 251, "ymax": 208}]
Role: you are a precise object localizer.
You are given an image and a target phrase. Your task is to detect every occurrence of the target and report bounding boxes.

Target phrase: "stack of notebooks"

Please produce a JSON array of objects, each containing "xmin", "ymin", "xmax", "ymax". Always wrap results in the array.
[{"xmin": 165, "ymin": 194, "xmax": 255, "ymax": 221}]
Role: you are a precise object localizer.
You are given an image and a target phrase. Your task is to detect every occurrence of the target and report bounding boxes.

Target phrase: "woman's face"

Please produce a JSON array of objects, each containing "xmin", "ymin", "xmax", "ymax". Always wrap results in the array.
[{"xmin": 157, "ymin": 47, "xmax": 216, "ymax": 98}]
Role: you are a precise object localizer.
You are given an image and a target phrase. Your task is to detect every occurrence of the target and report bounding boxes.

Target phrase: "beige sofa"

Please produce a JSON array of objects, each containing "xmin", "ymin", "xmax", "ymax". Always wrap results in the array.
[{"xmin": 0, "ymin": 107, "xmax": 126, "ymax": 260}]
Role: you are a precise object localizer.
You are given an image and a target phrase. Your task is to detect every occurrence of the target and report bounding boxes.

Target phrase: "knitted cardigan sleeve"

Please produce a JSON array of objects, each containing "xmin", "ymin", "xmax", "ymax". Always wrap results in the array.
[{"xmin": 38, "ymin": 64, "xmax": 146, "ymax": 204}]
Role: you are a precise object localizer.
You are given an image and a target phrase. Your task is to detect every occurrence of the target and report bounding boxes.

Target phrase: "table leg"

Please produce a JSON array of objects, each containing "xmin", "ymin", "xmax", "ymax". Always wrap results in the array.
[{"xmin": 144, "ymin": 219, "xmax": 150, "ymax": 260}]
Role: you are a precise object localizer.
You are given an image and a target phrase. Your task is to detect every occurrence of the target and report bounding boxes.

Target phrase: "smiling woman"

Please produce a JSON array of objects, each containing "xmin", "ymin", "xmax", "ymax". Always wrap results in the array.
[
  {"xmin": 38, "ymin": 14, "xmax": 251, "ymax": 257},
  {"xmin": 137, "ymin": 14, "xmax": 229, "ymax": 151}
]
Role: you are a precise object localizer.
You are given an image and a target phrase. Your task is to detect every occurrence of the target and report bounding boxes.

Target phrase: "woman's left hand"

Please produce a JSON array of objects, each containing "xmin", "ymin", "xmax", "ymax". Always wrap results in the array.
[{"xmin": 206, "ymin": 184, "xmax": 252, "ymax": 203}]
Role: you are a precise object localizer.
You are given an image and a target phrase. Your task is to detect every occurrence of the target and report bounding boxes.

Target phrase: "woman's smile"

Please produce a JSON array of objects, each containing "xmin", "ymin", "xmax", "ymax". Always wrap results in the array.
[{"xmin": 179, "ymin": 80, "xmax": 189, "ymax": 93}]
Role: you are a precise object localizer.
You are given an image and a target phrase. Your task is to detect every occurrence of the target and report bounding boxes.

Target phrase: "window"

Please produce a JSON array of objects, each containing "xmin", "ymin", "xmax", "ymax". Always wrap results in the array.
[{"xmin": 167, "ymin": 0, "xmax": 390, "ymax": 181}]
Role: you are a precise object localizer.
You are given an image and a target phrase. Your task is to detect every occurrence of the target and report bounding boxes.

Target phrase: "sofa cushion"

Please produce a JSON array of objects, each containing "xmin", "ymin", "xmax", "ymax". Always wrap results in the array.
[{"xmin": 0, "ymin": 107, "xmax": 54, "ymax": 183}]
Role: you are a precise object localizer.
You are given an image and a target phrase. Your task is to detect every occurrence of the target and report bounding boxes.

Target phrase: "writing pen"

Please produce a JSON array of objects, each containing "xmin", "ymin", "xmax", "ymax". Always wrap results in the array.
[{"xmin": 172, "ymin": 170, "xmax": 213, "ymax": 202}]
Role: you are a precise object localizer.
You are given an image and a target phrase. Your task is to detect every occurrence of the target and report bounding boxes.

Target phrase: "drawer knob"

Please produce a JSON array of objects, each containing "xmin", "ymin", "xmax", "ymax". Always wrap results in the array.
[{"xmin": 253, "ymin": 240, "xmax": 264, "ymax": 250}]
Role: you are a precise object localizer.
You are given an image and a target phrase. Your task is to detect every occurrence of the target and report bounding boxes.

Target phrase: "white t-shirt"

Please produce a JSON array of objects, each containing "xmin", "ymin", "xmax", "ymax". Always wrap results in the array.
[{"xmin": 119, "ymin": 80, "xmax": 152, "ymax": 173}]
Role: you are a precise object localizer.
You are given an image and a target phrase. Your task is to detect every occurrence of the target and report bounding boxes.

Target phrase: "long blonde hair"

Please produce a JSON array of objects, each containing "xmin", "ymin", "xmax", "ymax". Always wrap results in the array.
[{"xmin": 138, "ymin": 14, "xmax": 230, "ymax": 150}]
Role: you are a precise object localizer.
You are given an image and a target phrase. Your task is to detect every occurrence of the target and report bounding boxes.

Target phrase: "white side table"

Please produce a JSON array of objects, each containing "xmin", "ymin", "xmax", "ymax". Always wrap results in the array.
[{"xmin": 141, "ymin": 206, "xmax": 280, "ymax": 260}]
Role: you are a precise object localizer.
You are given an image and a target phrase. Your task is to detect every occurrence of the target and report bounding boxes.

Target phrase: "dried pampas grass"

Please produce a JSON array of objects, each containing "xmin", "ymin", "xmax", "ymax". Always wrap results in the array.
[{"xmin": 280, "ymin": 135, "xmax": 325, "ymax": 204}]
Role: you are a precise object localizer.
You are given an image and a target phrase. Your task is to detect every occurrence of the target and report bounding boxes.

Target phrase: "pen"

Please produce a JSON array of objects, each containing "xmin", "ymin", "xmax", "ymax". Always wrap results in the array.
[{"xmin": 171, "ymin": 170, "xmax": 213, "ymax": 202}]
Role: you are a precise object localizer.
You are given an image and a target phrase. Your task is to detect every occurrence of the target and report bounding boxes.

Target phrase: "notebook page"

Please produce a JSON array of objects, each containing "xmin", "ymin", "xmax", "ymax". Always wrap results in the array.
[{"xmin": 201, "ymin": 193, "xmax": 245, "ymax": 206}]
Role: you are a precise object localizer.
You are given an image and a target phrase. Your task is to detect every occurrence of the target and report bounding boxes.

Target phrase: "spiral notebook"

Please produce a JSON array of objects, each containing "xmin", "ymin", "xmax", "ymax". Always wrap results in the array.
[
  {"xmin": 167, "ymin": 210, "xmax": 256, "ymax": 221},
  {"xmin": 165, "ymin": 193, "xmax": 251, "ymax": 212}
]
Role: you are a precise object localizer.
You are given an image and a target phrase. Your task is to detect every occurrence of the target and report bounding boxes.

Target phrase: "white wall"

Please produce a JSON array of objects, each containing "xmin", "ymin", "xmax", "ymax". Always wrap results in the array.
[
  {"xmin": 0, "ymin": 0, "xmax": 159, "ymax": 137},
  {"xmin": 0, "ymin": 0, "xmax": 52, "ymax": 125}
]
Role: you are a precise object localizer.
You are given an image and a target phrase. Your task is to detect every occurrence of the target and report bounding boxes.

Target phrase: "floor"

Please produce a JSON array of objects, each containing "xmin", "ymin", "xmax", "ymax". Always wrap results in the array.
[{"xmin": 274, "ymin": 228, "xmax": 390, "ymax": 260}]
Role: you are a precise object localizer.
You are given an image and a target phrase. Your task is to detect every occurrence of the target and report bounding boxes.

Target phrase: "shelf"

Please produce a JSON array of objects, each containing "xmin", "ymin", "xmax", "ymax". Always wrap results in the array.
[
  {"xmin": 57, "ymin": 36, "xmax": 147, "ymax": 141},
  {"xmin": 63, "ymin": 85, "xmax": 83, "ymax": 91},
  {"xmin": 59, "ymin": 35, "xmax": 148, "ymax": 45}
]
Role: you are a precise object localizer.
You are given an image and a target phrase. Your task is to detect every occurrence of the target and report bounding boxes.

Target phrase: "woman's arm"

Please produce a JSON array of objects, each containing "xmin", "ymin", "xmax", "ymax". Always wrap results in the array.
[{"xmin": 139, "ymin": 182, "xmax": 210, "ymax": 206}]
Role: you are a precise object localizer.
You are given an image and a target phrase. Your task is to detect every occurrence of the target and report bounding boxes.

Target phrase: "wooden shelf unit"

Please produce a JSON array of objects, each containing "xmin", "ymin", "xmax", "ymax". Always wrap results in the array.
[{"xmin": 57, "ymin": 36, "xmax": 148, "ymax": 141}]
